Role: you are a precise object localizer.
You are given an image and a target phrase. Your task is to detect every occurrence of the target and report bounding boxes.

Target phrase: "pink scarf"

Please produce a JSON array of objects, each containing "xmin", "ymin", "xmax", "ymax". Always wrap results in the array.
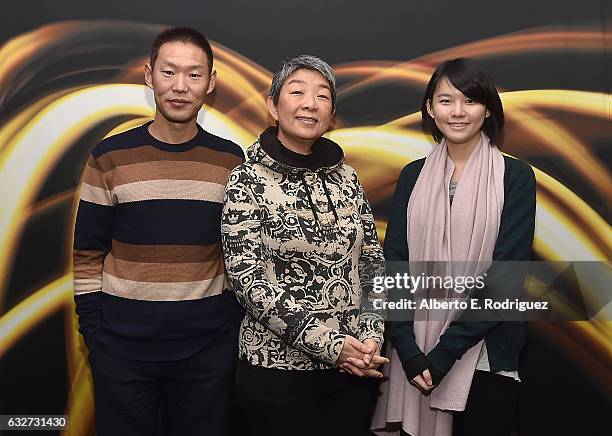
[{"xmin": 372, "ymin": 132, "xmax": 505, "ymax": 436}]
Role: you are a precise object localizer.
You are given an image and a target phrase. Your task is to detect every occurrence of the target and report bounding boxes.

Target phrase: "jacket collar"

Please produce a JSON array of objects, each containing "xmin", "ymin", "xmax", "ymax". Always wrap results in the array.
[{"xmin": 246, "ymin": 126, "xmax": 344, "ymax": 174}]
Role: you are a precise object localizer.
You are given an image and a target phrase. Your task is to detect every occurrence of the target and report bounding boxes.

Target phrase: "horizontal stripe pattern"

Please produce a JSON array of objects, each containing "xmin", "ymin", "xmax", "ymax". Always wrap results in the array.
[
  {"xmin": 79, "ymin": 183, "xmax": 114, "ymax": 206},
  {"xmin": 82, "ymin": 156, "xmax": 107, "ymax": 188},
  {"xmin": 103, "ymin": 253, "xmax": 224, "ymax": 282},
  {"xmin": 74, "ymin": 123, "xmax": 244, "ymax": 360},
  {"xmin": 112, "ymin": 200, "xmax": 222, "ymax": 245},
  {"xmin": 96, "ymin": 145, "xmax": 242, "ymax": 173},
  {"xmin": 113, "ymin": 179, "xmax": 225, "ymax": 204},
  {"xmin": 107, "ymin": 160, "xmax": 231, "ymax": 187},
  {"xmin": 102, "ymin": 272, "xmax": 227, "ymax": 301},
  {"xmin": 74, "ymin": 286, "xmax": 102, "ymax": 295},
  {"xmin": 74, "ymin": 279, "xmax": 103, "ymax": 294},
  {"xmin": 74, "ymin": 249, "xmax": 106, "ymax": 294},
  {"xmin": 73, "ymin": 249, "xmax": 106, "ymax": 277},
  {"xmin": 111, "ymin": 240, "xmax": 221, "ymax": 263}
]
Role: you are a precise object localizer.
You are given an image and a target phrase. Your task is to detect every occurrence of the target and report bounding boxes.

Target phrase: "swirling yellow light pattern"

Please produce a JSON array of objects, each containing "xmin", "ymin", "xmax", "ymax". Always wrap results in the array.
[
  {"xmin": 0, "ymin": 22, "xmax": 81, "ymax": 103},
  {"xmin": 502, "ymin": 93, "xmax": 610, "ymax": 202},
  {"xmin": 334, "ymin": 29, "xmax": 605, "ymax": 96},
  {"xmin": 0, "ymin": 84, "xmax": 256, "ymax": 302},
  {"xmin": 0, "ymin": 22, "xmax": 610, "ymax": 433},
  {"xmin": 0, "ymin": 274, "xmax": 73, "ymax": 357},
  {"xmin": 0, "ymin": 85, "xmax": 154, "ymax": 304}
]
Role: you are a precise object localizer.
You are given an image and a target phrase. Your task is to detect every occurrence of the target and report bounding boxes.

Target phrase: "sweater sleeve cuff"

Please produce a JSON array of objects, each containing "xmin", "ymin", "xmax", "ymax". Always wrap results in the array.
[
  {"xmin": 357, "ymin": 313, "xmax": 385, "ymax": 350},
  {"xmin": 327, "ymin": 332, "xmax": 348, "ymax": 365},
  {"xmin": 428, "ymin": 364, "xmax": 445, "ymax": 386},
  {"xmin": 426, "ymin": 343, "xmax": 457, "ymax": 376},
  {"xmin": 401, "ymin": 352, "xmax": 429, "ymax": 381},
  {"xmin": 293, "ymin": 319, "xmax": 347, "ymax": 365}
]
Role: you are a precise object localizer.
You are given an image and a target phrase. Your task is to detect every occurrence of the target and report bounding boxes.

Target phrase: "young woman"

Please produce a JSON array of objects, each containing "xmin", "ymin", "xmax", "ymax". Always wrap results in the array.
[
  {"xmin": 221, "ymin": 55, "xmax": 388, "ymax": 436},
  {"xmin": 372, "ymin": 58, "xmax": 536, "ymax": 436}
]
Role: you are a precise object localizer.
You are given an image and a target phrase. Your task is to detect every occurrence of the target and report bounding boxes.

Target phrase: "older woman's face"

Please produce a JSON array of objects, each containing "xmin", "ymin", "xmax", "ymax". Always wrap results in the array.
[{"xmin": 267, "ymin": 68, "xmax": 334, "ymax": 150}]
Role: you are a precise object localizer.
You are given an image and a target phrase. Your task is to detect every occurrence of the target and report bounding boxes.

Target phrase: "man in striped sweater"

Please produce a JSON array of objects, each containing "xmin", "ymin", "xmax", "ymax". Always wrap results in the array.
[{"xmin": 73, "ymin": 27, "xmax": 244, "ymax": 436}]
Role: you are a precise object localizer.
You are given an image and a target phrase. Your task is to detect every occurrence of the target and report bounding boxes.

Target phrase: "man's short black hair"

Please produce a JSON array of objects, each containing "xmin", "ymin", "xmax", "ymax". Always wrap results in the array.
[
  {"xmin": 421, "ymin": 58, "xmax": 505, "ymax": 146},
  {"xmin": 150, "ymin": 27, "xmax": 213, "ymax": 73}
]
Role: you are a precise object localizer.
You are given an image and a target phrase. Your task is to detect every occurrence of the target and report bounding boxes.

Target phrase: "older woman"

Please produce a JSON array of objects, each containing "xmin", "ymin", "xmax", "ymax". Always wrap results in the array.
[{"xmin": 221, "ymin": 55, "xmax": 387, "ymax": 436}]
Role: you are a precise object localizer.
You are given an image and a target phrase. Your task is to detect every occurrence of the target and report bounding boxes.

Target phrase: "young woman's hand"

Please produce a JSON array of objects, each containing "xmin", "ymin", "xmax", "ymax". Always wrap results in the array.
[{"xmin": 410, "ymin": 369, "xmax": 435, "ymax": 392}]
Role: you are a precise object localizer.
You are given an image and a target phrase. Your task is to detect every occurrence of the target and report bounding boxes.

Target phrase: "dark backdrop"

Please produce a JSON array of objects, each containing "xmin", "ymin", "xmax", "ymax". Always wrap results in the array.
[{"xmin": 0, "ymin": 1, "xmax": 610, "ymax": 435}]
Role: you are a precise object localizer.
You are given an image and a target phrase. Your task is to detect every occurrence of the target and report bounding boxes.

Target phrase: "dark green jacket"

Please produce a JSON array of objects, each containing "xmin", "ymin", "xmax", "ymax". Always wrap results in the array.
[{"xmin": 385, "ymin": 155, "xmax": 536, "ymax": 376}]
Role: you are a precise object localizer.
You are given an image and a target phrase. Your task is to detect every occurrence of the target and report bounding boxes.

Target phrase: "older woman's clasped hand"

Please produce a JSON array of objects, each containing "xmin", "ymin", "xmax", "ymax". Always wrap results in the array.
[{"xmin": 337, "ymin": 336, "xmax": 389, "ymax": 378}]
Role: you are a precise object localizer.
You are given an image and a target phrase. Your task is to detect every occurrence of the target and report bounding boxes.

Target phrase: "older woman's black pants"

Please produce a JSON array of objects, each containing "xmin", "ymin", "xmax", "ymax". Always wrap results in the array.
[{"xmin": 238, "ymin": 360, "xmax": 378, "ymax": 436}]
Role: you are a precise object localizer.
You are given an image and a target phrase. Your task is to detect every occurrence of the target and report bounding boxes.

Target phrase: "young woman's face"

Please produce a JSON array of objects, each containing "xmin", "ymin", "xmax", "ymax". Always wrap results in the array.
[{"xmin": 427, "ymin": 76, "xmax": 489, "ymax": 148}]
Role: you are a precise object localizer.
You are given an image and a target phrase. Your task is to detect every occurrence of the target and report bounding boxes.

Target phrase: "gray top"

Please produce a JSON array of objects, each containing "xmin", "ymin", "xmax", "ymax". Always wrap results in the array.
[{"xmin": 449, "ymin": 180, "xmax": 458, "ymax": 204}]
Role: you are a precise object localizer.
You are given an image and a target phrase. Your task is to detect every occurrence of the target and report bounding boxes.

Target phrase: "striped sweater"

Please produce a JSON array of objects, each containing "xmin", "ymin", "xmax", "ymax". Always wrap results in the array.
[{"xmin": 73, "ymin": 122, "xmax": 244, "ymax": 361}]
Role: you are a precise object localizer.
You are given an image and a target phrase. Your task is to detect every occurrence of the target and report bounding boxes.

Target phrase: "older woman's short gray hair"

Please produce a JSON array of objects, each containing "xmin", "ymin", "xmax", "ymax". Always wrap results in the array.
[{"xmin": 268, "ymin": 55, "xmax": 337, "ymax": 109}]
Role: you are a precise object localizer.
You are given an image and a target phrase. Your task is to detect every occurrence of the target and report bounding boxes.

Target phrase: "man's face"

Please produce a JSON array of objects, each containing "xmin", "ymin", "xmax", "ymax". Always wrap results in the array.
[{"xmin": 145, "ymin": 41, "xmax": 216, "ymax": 125}]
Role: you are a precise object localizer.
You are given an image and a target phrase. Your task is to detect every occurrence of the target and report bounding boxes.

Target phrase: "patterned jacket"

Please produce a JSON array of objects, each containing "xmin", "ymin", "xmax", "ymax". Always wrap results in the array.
[{"xmin": 221, "ymin": 131, "xmax": 385, "ymax": 370}]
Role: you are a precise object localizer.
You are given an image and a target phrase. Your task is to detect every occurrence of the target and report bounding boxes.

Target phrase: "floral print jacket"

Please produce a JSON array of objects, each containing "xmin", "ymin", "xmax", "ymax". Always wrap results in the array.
[{"xmin": 221, "ymin": 134, "xmax": 385, "ymax": 370}]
